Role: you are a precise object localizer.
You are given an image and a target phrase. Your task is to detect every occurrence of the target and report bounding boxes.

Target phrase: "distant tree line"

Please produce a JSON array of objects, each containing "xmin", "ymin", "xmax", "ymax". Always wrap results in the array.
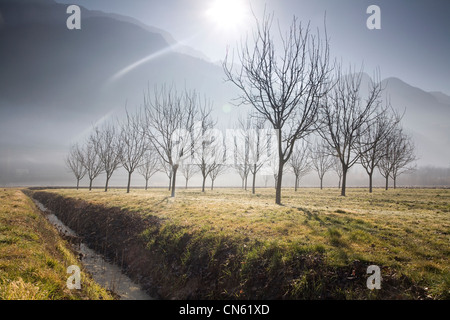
[{"xmin": 66, "ymin": 10, "xmax": 417, "ymax": 204}]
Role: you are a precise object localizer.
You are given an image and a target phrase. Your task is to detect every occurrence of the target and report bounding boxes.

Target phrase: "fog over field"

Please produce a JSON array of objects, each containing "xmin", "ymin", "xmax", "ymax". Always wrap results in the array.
[{"xmin": 0, "ymin": 0, "xmax": 449, "ymax": 188}]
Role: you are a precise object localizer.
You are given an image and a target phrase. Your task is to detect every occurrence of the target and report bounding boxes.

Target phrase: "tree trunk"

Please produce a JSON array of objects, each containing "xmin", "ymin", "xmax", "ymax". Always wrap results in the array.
[
  {"xmin": 385, "ymin": 175, "xmax": 389, "ymax": 190},
  {"xmin": 320, "ymin": 177, "xmax": 323, "ymax": 190},
  {"xmin": 244, "ymin": 175, "xmax": 248, "ymax": 191},
  {"xmin": 294, "ymin": 175, "xmax": 298, "ymax": 192},
  {"xmin": 369, "ymin": 173, "xmax": 373, "ymax": 193},
  {"xmin": 89, "ymin": 178, "xmax": 93, "ymax": 191},
  {"xmin": 171, "ymin": 165, "xmax": 178, "ymax": 197},
  {"xmin": 126, "ymin": 171, "xmax": 132, "ymax": 193},
  {"xmin": 275, "ymin": 161, "xmax": 284, "ymax": 205},
  {"xmin": 338, "ymin": 176, "xmax": 341, "ymax": 189},
  {"xmin": 202, "ymin": 175, "xmax": 207, "ymax": 192},
  {"xmin": 76, "ymin": 179, "xmax": 80, "ymax": 190},
  {"xmin": 185, "ymin": 178, "xmax": 188, "ymax": 189},
  {"xmin": 252, "ymin": 166, "xmax": 256, "ymax": 194},
  {"xmin": 393, "ymin": 176, "xmax": 397, "ymax": 189},
  {"xmin": 211, "ymin": 179, "xmax": 214, "ymax": 191},
  {"xmin": 145, "ymin": 178, "xmax": 149, "ymax": 191},
  {"xmin": 105, "ymin": 176, "xmax": 110, "ymax": 192},
  {"xmin": 341, "ymin": 167, "xmax": 347, "ymax": 196}
]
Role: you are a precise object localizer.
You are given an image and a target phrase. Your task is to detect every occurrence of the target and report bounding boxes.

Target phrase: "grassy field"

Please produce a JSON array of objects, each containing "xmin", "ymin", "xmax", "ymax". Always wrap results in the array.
[
  {"xmin": 32, "ymin": 186, "xmax": 449, "ymax": 299},
  {"xmin": 0, "ymin": 189, "xmax": 115, "ymax": 300}
]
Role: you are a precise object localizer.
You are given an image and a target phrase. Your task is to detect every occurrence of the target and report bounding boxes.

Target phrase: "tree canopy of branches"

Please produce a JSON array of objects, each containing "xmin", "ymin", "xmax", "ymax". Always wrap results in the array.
[
  {"xmin": 233, "ymin": 132, "xmax": 250, "ymax": 190},
  {"xmin": 91, "ymin": 122, "xmax": 123, "ymax": 192},
  {"xmin": 81, "ymin": 134, "xmax": 104, "ymax": 191},
  {"xmin": 193, "ymin": 103, "xmax": 219, "ymax": 192},
  {"xmin": 210, "ymin": 162, "xmax": 227, "ymax": 191},
  {"xmin": 180, "ymin": 163, "xmax": 198, "ymax": 189},
  {"xmin": 318, "ymin": 67, "xmax": 383, "ymax": 196},
  {"xmin": 378, "ymin": 125, "xmax": 416, "ymax": 189},
  {"xmin": 144, "ymin": 85, "xmax": 200, "ymax": 198},
  {"xmin": 137, "ymin": 147, "xmax": 160, "ymax": 190},
  {"xmin": 224, "ymin": 11, "xmax": 332, "ymax": 204},
  {"xmin": 237, "ymin": 113, "xmax": 270, "ymax": 194},
  {"xmin": 358, "ymin": 103, "xmax": 401, "ymax": 192},
  {"xmin": 65, "ymin": 143, "xmax": 86, "ymax": 190},
  {"xmin": 120, "ymin": 109, "xmax": 147, "ymax": 193},
  {"xmin": 289, "ymin": 140, "xmax": 311, "ymax": 191},
  {"xmin": 310, "ymin": 139, "xmax": 334, "ymax": 190}
]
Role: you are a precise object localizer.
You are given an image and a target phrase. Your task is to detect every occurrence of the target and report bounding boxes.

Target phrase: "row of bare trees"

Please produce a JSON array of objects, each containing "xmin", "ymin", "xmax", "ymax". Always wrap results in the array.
[
  {"xmin": 67, "ymin": 11, "xmax": 416, "ymax": 203},
  {"xmin": 66, "ymin": 98, "xmax": 414, "ymax": 196},
  {"xmin": 223, "ymin": 11, "xmax": 416, "ymax": 203},
  {"xmin": 66, "ymin": 85, "xmax": 230, "ymax": 195}
]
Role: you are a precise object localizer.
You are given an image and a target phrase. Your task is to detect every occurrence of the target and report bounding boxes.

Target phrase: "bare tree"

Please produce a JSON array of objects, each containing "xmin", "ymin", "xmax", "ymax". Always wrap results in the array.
[
  {"xmin": 358, "ymin": 104, "xmax": 401, "ymax": 192},
  {"xmin": 65, "ymin": 143, "xmax": 86, "ymax": 190},
  {"xmin": 210, "ymin": 163, "xmax": 227, "ymax": 191},
  {"xmin": 180, "ymin": 163, "xmax": 198, "ymax": 189},
  {"xmin": 289, "ymin": 140, "xmax": 312, "ymax": 191},
  {"xmin": 310, "ymin": 140, "xmax": 334, "ymax": 190},
  {"xmin": 224, "ymin": 11, "xmax": 331, "ymax": 204},
  {"xmin": 144, "ymin": 85, "xmax": 199, "ymax": 198},
  {"xmin": 318, "ymin": 67, "xmax": 383, "ymax": 196},
  {"xmin": 193, "ymin": 103, "xmax": 219, "ymax": 192},
  {"xmin": 80, "ymin": 135, "xmax": 104, "ymax": 191},
  {"xmin": 378, "ymin": 125, "xmax": 416, "ymax": 189},
  {"xmin": 120, "ymin": 109, "xmax": 147, "ymax": 193},
  {"xmin": 239, "ymin": 113, "xmax": 270, "ymax": 194},
  {"xmin": 232, "ymin": 122, "xmax": 250, "ymax": 190},
  {"xmin": 138, "ymin": 148, "xmax": 160, "ymax": 190},
  {"xmin": 390, "ymin": 130, "xmax": 416, "ymax": 189},
  {"xmin": 235, "ymin": 160, "xmax": 250, "ymax": 189},
  {"xmin": 206, "ymin": 132, "xmax": 227, "ymax": 191},
  {"xmin": 91, "ymin": 122, "xmax": 123, "ymax": 192}
]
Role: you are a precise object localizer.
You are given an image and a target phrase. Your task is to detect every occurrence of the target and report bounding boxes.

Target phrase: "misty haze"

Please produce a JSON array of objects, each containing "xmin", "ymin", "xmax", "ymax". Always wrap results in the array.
[{"xmin": 0, "ymin": 0, "xmax": 448, "ymax": 306}]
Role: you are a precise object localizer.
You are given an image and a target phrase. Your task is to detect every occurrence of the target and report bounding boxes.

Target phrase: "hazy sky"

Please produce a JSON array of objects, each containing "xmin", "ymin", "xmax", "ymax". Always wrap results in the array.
[
  {"xmin": 1, "ymin": 0, "xmax": 449, "ymax": 187},
  {"xmin": 55, "ymin": 0, "xmax": 450, "ymax": 95}
]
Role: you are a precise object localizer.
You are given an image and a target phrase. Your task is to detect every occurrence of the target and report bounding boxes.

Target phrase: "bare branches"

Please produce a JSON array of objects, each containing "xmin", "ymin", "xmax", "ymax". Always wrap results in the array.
[
  {"xmin": 310, "ymin": 140, "xmax": 334, "ymax": 189},
  {"xmin": 137, "ymin": 147, "xmax": 160, "ymax": 190},
  {"xmin": 180, "ymin": 163, "xmax": 198, "ymax": 189},
  {"xmin": 65, "ymin": 143, "xmax": 86, "ymax": 190},
  {"xmin": 235, "ymin": 112, "xmax": 270, "ymax": 193},
  {"xmin": 144, "ymin": 84, "xmax": 200, "ymax": 197},
  {"xmin": 318, "ymin": 66, "xmax": 383, "ymax": 196},
  {"xmin": 358, "ymin": 100, "xmax": 401, "ymax": 192},
  {"xmin": 193, "ymin": 102, "xmax": 219, "ymax": 192},
  {"xmin": 209, "ymin": 163, "xmax": 227, "ymax": 191},
  {"xmin": 224, "ymin": 11, "xmax": 331, "ymax": 204},
  {"xmin": 378, "ymin": 125, "xmax": 416, "ymax": 189},
  {"xmin": 91, "ymin": 121, "xmax": 123, "ymax": 192},
  {"xmin": 80, "ymin": 134, "xmax": 104, "ymax": 191},
  {"xmin": 289, "ymin": 140, "xmax": 311, "ymax": 191},
  {"xmin": 119, "ymin": 108, "xmax": 147, "ymax": 193}
]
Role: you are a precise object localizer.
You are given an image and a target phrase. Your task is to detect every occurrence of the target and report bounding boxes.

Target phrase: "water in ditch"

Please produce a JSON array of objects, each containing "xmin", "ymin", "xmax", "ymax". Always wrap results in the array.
[{"xmin": 33, "ymin": 199, "xmax": 153, "ymax": 300}]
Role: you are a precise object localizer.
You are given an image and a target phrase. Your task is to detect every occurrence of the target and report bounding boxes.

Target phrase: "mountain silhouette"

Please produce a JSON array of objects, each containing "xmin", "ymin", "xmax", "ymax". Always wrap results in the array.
[
  {"xmin": 0, "ymin": 0, "xmax": 238, "ymax": 185},
  {"xmin": 381, "ymin": 77, "xmax": 450, "ymax": 167}
]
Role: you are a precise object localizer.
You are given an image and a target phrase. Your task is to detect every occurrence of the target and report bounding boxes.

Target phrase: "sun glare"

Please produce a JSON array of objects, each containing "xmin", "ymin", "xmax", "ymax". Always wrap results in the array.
[{"xmin": 206, "ymin": 0, "xmax": 249, "ymax": 31}]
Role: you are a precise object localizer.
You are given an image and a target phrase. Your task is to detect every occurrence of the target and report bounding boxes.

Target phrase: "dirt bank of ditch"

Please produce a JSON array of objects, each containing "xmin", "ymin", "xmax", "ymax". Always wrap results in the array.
[{"xmin": 28, "ymin": 190, "xmax": 427, "ymax": 300}]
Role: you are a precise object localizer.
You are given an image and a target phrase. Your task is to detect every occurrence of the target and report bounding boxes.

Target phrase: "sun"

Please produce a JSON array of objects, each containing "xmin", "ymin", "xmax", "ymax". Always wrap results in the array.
[{"xmin": 205, "ymin": 0, "xmax": 249, "ymax": 31}]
